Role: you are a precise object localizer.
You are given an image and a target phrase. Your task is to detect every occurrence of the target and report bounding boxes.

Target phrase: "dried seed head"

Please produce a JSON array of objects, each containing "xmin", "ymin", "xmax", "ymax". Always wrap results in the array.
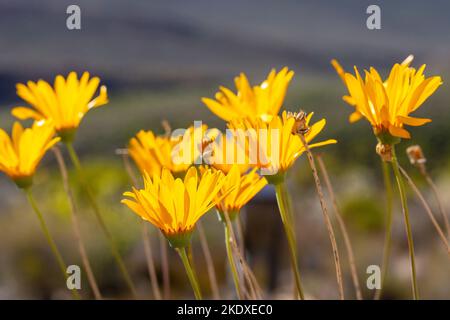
[
  {"xmin": 161, "ymin": 120, "xmax": 172, "ymax": 137},
  {"xmin": 201, "ymin": 137, "xmax": 215, "ymax": 159},
  {"xmin": 406, "ymin": 145, "xmax": 426, "ymax": 166},
  {"xmin": 288, "ymin": 109, "xmax": 310, "ymax": 135},
  {"xmin": 201, "ymin": 136, "xmax": 215, "ymax": 151},
  {"xmin": 376, "ymin": 142, "xmax": 392, "ymax": 162}
]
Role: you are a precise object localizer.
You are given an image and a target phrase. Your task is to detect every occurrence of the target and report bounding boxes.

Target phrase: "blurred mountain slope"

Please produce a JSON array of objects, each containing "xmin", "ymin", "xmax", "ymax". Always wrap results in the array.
[{"xmin": 1, "ymin": 0, "xmax": 450, "ymax": 103}]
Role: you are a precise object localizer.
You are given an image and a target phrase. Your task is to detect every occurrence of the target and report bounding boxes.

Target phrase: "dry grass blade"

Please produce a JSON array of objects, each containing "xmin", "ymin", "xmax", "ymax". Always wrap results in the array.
[
  {"xmin": 53, "ymin": 146, "xmax": 102, "ymax": 300},
  {"xmin": 406, "ymin": 145, "xmax": 450, "ymax": 238},
  {"xmin": 142, "ymin": 223, "xmax": 162, "ymax": 299},
  {"xmin": 299, "ymin": 134, "xmax": 345, "ymax": 300},
  {"xmin": 399, "ymin": 166, "xmax": 450, "ymax": 256},
  {"xmin": 316, "ymin": 154, "xmax": 363, "ymax": 300},
  {"xmin": 159, "ymin": 233, "xmax": 171, "ymax": 299},
  {"xmin": 121, "ymin": 152, "xmax": 163, "ymax": 299},
  {"xmin": 197, "ymin": 221, "xmax": 221, "ymax": 299},
  {"xmin": 423, "ymin": 173, "xmax": 450, "ymax": 239},
  {"xmin": 223, "ymin": 212, "xmax": 262, "ymax": 299}
]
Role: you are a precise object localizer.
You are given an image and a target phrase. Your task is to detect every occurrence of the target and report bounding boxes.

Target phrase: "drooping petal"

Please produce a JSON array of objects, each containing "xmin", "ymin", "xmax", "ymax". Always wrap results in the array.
[
  {"xmin": 388, "ymin": 125, "xmax": 411, "ymax": 139},
  {"xmin": 349, "ymin": 111, "xmax": 363, "ymax": 123},
  {"xmin": 11, "ymin": 107, "xmax": 43, "ymax": 121},
  {"xmin": 397, "ymin": 115, "xmax": 432, "ymax": 126}
]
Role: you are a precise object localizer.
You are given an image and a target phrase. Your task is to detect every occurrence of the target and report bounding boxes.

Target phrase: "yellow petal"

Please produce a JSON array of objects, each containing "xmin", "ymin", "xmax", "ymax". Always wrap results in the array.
[
  {"xmin": 12, "ymin": 122, "xmax": 24, "ymax": 147},
  {"xmin": 397, "ymin": 115, "xmax": 431, "ymax": 126},
  {"xmin": 349, "ymin": 111, "xmax": 362, "ymax": 123},
  {"xmin": 88, "ymin": 85, "xmax": 109, "ymax": 109},
  {"xmin": 202, "ymin": 97, "xmax": 234, "ymax": 122},
  {"xmin": 16, "ymin": 83, "xmax": 38, "ymax": 106},
  {"xmin": 11, "ymin": 107, "xmax": 43, "ymax": 121},
  {"xmin": 331, "ymin": 59, "xmax": 346, "ymax": 84},
  {"xmin": 388, "ymin": 125, "xmax": 410, "ymax": 139},
  {"xmin": 308, "ymin": 139, "xmax": 337, "ymax": 149},
  {"xmin": 342, "ymin": 95, "xmax": 356, "ymax": 106},
  {"xmin": 305, "ymin": 118, "xmax": 326, "ymax": 143}
]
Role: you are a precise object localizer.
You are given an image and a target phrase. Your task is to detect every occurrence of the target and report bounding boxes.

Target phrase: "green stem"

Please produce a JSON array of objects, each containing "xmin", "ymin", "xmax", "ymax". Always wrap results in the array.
[
  {"xmin": 25, "ymin": 189, "xmax": 80, "ymax": 300},
  {"xmin": 391, "ymin": 145, "xmax": 419, "ymax": 300},
  {"xmin": 274, "ymin": 181, "xmax": 305, "ymax": 300},
  {"xmin": 224, "ymin": 220, "xmax": 243, "ymax": 300},
  {"xmin": 177, "ymin": 247, "xmax": 202, "ymax": 300},
  {"xmin": 65, "ymin": 142, "xmax": 137, "ymax": 297},
  {"xmin": 376, "ymin": 160, "xmax": 394, "ymax": 300}
]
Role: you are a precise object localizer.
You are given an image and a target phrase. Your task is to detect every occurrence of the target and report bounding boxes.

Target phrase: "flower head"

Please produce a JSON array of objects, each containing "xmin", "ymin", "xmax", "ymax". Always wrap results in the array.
[
  {"xmin": 202, "ymin": 67, "xmax": 294, "ymax": 123},
  {"xmin": 0, "ymin": 121, "xmax": 60, "ymax": 188},
  {"xmin": 128, "ymin": 125, "xmax": 218, "ymax": 176},
  {"xmin": 122, "ymin": 167, "xmax": 225, "ymax": 247},
  {"xmin": 212, "ymin": 165, "xmax": 267, "ymax": 219},
  {"xmin": 128, "ymin": 130, "xmax": 185, "ymax": 176},
  {"xmin": 12, "ymin": 72, "xmax": 108, "ymax": 139},
  {"xmin": 228, "ymin": 111, "xmax": 336, "ymax": 177},
  {"xmin": 332, "ymin": 56, "xmax": 442, "ymax": 139},
  {"xmin": 205, "ymin": 132, "xmax": 251, "ymax": 174}
]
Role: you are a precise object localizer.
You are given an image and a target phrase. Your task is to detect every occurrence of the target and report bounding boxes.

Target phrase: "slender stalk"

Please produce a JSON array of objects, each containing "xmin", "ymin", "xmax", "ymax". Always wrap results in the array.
[
  {"xmin": 391, "ymin": 145, "xmax": 419, "ymax": 300},
  {"xmin": 197, "ymin": 221, "xmax": 221, "ymax": 299},
  {"xmin": 223, "ymin": 219, "xmax": 243, "ymax": 299},
  {"xmin": 121, "ymin": 151, "xmax": 139, "ymax": 187},
  {"xmin": 121, "ymin": 151, "xmax": 162, "ymax": 299},
  {"xmin": 399, "ymin": 166, "xmax": 450, "ymax": 255},
  {"xmin": 423, "ymin": 172, "xmax": 450, "ymax": 239},
  {"xmin": 299, "ymin": 134, "xmax": 344, "ymax": 300},
  {"xmin": 25, "ymin": 189, "xmax": 80, "ymax": 299},
  {"xmin": 233, "ymin": 215, "xmax": 263, "ymax": 299},
  {"xmin": 223, "ymin": 210, "xmax": 262, "ymax": 299},
  {"xmin": 316, "ymin": 155, "xmax": 362, "ymax": 300},
  {"xmin": 177, "ymin": 247, "xmax": 202, "ymax": 300},
  {"xmin": 222, "ymin": 211, "xmax": 261, "ymax": 300},
  {"xmin": 159, "ymin": 233, "xmax": 171, "ymax": 299},
  {"xmin": 235, "ymin": 215, "xmax": 246, "ymax": 256},
  {"xmin": 375, "ymin": 160, "xmax": 394, "ymax": 300},
  {"xmin": 53, "ymin": 147, "xmax": 102, "ymax": 300},
  {"xmin": 65, "ymin": 142, "xmax": 137, "ymax": 297},
  {"xmin": 187, "ymin": 243, "xmax": 196, "ymax": 273},
  {"xmin": 142, "ymin": 223, "xmax": 162, "ymax": 299},
  {"xmin": 274, "ymin": 181, "xmax": 305, "ymax": 300}
]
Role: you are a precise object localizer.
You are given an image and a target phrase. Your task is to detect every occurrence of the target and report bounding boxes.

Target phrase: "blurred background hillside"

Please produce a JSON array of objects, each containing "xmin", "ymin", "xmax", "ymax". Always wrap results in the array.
[{"xmin": 0, "ymin": 0, "xmax": 449, "ymax": 299}]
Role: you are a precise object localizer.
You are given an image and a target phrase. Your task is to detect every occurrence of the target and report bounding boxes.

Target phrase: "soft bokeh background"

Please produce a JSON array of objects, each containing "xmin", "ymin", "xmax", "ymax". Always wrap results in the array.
[{"xmin": 0, "ymin": 0, "xmax": 449, "ymax": 299}]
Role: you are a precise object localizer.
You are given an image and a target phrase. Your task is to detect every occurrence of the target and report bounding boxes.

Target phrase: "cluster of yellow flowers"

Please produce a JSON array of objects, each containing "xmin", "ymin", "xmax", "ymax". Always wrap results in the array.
[
  {"xmin": 122, "ymin": 67, "xmax": 338, "ymax": 243},
  {"xmin": 0, "ymin": 55, "xmax": 442, "ymax": 300},
  {"xmin": 1, "ymin": 72, "xmax": 108, "ymax": 186}
]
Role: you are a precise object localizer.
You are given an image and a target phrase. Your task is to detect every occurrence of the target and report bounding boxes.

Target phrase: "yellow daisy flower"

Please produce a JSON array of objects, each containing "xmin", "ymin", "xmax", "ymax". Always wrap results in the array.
[
  {"xmin": 12, "ymin": 72, "xmax": 108, "ymax": 141},
  {"xmin": 0, "ymin": 121, "xmax": 60, "ymax": 188},
  {"xmin": 202, "ymin": 67, "xmax": 294, "ymax": 123},
  {"xmin": 128, "ymin": 125, "xmax": 219, "ymax": 176},
  {"xmin": 122, "ymin": 167, "xmax": 225, "ymax": 247},
  {"xmin": 332, "ymin": 56, "xmax": 442, "ymax": 140},
  {"xmin": 204, "ymin": 132, "xmax": 252, "ymax": 174},
  {"xmin": 228, "ymin": 111, "xmax": 336, "ymax": 178},
  {"xmin": 128, "ymin": 130, "xmax": 184, "ymax": 176},
  {"xmin": 213, "ymin": 165, "xmax": 267, "ymax": 219}
]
